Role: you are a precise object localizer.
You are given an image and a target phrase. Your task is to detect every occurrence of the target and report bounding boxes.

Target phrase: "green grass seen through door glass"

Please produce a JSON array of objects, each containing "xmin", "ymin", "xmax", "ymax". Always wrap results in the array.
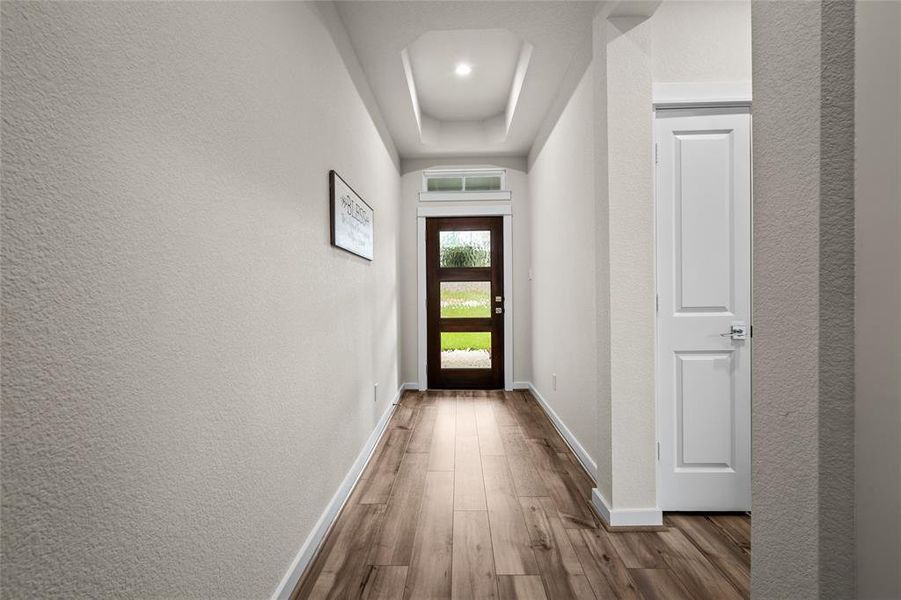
[
  {"xmin": 440, "ymin": 282, "xmax": 490, "ymax": 318},
  {"xmin": 440, "ymin": 332, "xmax": 491, "ymax": 352}
]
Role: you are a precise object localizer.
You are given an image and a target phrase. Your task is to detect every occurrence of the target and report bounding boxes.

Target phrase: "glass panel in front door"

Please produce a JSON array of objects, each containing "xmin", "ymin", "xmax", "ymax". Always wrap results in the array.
[
  {"xmin": 440, "ymin": 332, "xmax": 492, "ymax": 369},
  {"xmin": 440, "ymin": 281, "xmax": 491, "ymax": 318},
  {"xmin": 439, "ymin": 230, "xmax": 491, "ymax": 267}
]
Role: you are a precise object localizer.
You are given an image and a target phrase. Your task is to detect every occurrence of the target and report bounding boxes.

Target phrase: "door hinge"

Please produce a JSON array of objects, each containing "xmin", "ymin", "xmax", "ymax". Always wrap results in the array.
[{"xmin": 657, "ymin": 441, "xmax": 661, "ymax": 461}]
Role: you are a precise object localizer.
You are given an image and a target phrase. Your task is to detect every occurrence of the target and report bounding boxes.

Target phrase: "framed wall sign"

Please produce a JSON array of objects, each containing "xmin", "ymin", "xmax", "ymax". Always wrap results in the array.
[{"xmin": 329, "ymin": 170, "xmax": 374, "ymax": 261}]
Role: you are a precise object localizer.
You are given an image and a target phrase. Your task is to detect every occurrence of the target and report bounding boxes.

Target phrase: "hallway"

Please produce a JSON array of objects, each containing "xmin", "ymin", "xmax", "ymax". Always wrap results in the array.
[
  {"xmin": 293, "ymin": 391, "xmax": 750, "ymax": 599},
  {"xmin": 5, "ymin": 1, "xmax": 892, "ymax": 597}
]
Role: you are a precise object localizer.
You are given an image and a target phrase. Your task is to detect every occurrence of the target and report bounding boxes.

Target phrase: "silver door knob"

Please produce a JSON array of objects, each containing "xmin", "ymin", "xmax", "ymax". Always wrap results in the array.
[{"xmin": 720, "ymin": 322, "xmax": 749, "ymax": 340}]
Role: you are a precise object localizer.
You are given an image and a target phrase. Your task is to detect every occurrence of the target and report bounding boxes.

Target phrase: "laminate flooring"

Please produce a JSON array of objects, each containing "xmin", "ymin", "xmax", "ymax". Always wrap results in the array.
[{"xmin": 292, "ymin": 390, "xmax": 750, "ymax": 600}]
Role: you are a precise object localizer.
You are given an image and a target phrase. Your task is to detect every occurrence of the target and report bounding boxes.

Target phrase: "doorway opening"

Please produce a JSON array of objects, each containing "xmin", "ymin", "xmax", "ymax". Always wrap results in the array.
[{"xmin": 655, "ymin": 106, "xmax": 753, "ymax": 511}]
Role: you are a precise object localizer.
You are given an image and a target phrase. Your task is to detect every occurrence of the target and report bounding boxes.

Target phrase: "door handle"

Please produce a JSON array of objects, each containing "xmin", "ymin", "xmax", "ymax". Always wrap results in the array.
[{"xmin": 720, "ymin": 322, "xmax": 749, "ymax": 340}]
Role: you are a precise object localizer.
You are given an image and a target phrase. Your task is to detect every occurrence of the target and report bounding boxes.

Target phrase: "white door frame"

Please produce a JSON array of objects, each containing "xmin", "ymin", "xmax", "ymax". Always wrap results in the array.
[
  {"xmin": 417, "ymin": 203, "xmax": 514, "ymax": 391},
  {"xmin": 653, "ymin": 94, "xmax": 753, "ymax": 511}
]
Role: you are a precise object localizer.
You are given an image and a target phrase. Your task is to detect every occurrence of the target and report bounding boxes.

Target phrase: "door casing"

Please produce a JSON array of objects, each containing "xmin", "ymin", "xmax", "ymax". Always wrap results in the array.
[{"xmin": 416, "ymin": 204, "xmax": 513, "ymax": 391}]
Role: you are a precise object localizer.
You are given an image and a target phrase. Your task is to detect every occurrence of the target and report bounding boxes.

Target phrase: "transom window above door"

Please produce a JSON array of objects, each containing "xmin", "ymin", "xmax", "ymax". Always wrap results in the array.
[{"xmin": 422, "ymin": 169, "xmax": 505, "ymax": 192}]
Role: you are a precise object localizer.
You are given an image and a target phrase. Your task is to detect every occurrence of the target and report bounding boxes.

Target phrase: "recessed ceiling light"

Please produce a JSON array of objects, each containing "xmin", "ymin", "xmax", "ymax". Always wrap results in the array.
[{"xmin": 455, "ymin": 63, "xmax": 472, "ymax": 77}]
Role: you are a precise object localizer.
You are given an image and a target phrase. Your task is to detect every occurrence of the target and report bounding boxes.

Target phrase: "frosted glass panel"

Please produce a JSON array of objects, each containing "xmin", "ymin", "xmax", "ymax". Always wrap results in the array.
[
  {"xmin": 439, "ymin": 230, "xmax": 490, "ymax": 267},
  {"xmin": 441, "ymin": 332, "xmax": 491, "ymax": 369},
  {"xmin": 465, "ymin": 175, "xmax": 502, "ymax": 191},
  {"xmin": 440, "ymin": 282, "xmax": 491, "ymax": 318},
  {"xmin": 427, "ymin": 177, "xmax": 463, "ymax": 191}
]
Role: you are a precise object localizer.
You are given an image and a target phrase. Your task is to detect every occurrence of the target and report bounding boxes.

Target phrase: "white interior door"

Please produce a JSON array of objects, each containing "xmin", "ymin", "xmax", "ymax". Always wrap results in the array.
[{"xmin": 656, "ymin": 107, "xmax": 751, "ymax": 511}]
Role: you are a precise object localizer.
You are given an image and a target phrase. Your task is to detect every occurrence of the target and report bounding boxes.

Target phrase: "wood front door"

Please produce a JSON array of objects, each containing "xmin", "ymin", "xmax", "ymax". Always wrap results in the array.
[{"xmin": 426, "ymin": 217, "xmax": 504, "ymax": 389}]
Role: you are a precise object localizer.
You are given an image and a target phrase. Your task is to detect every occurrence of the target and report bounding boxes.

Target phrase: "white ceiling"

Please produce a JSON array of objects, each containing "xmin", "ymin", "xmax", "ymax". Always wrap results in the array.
[
  {"xmin": 333, "ymin": 1, "xmax": 598, "ymax": 159},
  {"xmin": 409, "ymin": 28, "xmax": 521, "ymax": 122}
]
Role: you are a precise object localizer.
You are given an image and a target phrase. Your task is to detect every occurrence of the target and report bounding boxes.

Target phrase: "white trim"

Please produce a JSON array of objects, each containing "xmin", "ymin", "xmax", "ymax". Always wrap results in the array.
[
  {"xmin": 503, "ymin": 215, "xmax": 513, "ymax": 391},
  {"xmin": 416, "ymin": 206, "xmax": 515, "ymax": 390},
  {"xmin": 525, "ymin": 383, "xmax": 597, "ymax": 480},
  {"xmin": 417, "ymin": 218, "xmax": 428, "ymax": 391},
  {"xmin": 401, "ymin": 382, "xmax": 419, "ymax": 391},
  {"xmin": 422, "ymin": 167, "xmax": 506, "ymax": 174},
  {"xmin": 417, "ymin": 203, "xmax": 512, "ymax": 217},
  {"xmin": 271, "ymin": 385, "xmax": 405, "ymax": 600},
  {"xmin": 401, "ymin": 48, "xmax": 422, "ymax": 136},
  {"xmin": 652, "ymin": 81, "xmax": 752, "ymax": 108},
  {"xmin": 651, "ymin": 100, "xmax": 661, "ymax": 526},
  {"xmin": 421, "ymin": 168, "xmax": 507, "ymax": 194},
  {"xmin": 591, "ymin": 489, "xmax": 663, "ymax": 528},
  {"xmin": 505, "ymin": 43, "xmax": 533, "ymax": 134},
  {"xmin": 524, "ymin": 382, "xmax": 662, "ymax": 527},
  {"xmin": 512, "ymin": 381, "xmax": 531, "ymax": 390},
  {"xmin": 419, "ymin": 190, "xmax": 512, "ymax": 202}
]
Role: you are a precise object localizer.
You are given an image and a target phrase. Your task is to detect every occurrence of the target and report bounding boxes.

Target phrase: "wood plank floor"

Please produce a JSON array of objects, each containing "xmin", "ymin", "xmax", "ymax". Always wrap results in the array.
[{"xmin": 292, "ymin": 390, "xmax": 751, "ymax": 600}]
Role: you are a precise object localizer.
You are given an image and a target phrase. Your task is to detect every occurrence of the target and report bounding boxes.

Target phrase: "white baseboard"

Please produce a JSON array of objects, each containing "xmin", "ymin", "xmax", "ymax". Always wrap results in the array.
[
  {"xmin": 270, "ymin": 385, "xmax": 404, "ymax": 600},
  {"xmin": 592, "ymin": 488, "xmax": 663, "ymax": 527},
  {"xmin": 523, "ymin": 383, "xmax": 597, "ymax": 482},
  {"xmin": 524, "ymin": 383, "xmax": 662, "ymax": 528},
  {"xmin": 401, "ymin": 382, "xmax": 419, "ymax": 391},
  {"xmin": 512, "ymin": 381, "xmax": 531, "ymax": 390}
]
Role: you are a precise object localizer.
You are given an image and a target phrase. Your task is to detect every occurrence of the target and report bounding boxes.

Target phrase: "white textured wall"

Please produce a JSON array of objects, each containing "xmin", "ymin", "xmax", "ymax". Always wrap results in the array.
[
  {"xmin": 605, "ymin": 17, "xmax": 657, "ymax": 509},
  {"xmin": 751, "ymin": 1, "xmax": 856, "ymax": 597},
  {"xmin": 398, "ymin": 157, "xmax": 532, "ymax": 386},
  {"xmin": 527, "ymin": 3, "xmax": 751, "ymax": 506},
  {"xmin": 528, "ymin": 67, "xmax": 600, "ymax": 472},
  {"xmin": 600, "ymin": 1, "xmax": 751, "ymax": 511},
  {"xmin": 0, "ymin": 3, "xmax": 401, "ymax": 598},
  {"xmin": 855, "ymin": 2, "xmax": 901, "ymax": 597},
  {"xmin": 592, "ymin": 13, "xmax": 613, "ymax": 502},
  {"xmin": 651, "ymin": 1, "xmax": 751, "ymax": 83}
]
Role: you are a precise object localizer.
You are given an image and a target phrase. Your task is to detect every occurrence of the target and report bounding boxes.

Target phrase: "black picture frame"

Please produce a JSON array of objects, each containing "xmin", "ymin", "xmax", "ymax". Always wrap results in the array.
[{"xmin": 329, "ymin": 170, "xmax": 374, "ymax": 261}]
